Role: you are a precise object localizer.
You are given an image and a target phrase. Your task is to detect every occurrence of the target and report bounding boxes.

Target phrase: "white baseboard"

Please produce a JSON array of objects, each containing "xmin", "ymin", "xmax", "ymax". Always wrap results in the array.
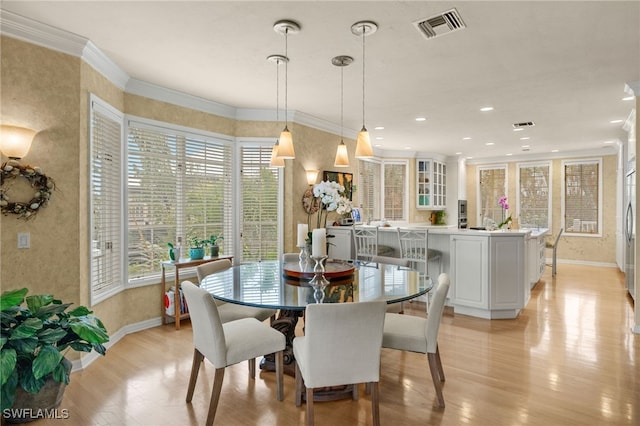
[
  {"xmin": 545, "ymin": 258, "xmax": 618, "ymax": 268},
  {"xmin": 71, "ymin": 317, "xmax": 163, "ymax": 373}
]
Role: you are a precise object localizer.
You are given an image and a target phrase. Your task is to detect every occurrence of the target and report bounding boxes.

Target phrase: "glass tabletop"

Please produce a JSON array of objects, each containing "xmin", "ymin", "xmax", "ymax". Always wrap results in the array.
[{"xmin": 198, "ymin": 259, "xmax": 433, "ymax": 311}]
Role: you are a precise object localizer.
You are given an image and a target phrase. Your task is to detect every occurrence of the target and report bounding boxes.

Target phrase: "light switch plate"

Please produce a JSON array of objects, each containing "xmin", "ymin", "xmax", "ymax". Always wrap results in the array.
[{"xmin": 18, "ymin": 233, "xmax": 30, "ymax": 249}]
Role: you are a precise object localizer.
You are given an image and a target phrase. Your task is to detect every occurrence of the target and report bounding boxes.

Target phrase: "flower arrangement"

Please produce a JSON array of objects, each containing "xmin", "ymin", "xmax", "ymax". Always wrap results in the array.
[
  {"xmin": 311, "ymin": 180, "xmax": 352, "ymax": 230},
  {"xmin": 497, "ymin": 196, "xmax": 512, "ymax": 229}
]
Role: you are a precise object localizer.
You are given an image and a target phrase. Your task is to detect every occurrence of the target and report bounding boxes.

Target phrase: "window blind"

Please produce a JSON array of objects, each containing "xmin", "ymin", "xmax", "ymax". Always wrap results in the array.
[
  {"xmin": 564, "ymin": 160, "xmax": 600, "ymax": 234},
  {"xmin": 89, "ymin": 96, "xmax": 124, "ymax": 304},
  {"xmin": 127, "ymin": 120, "xmax": 233, "ymax": 282},
  {"xmin": 240, "ymin": 145, "xmax": 280, "ymax": 262},
  {"xmin": 518, "ymin": 163, "xmax": 550, "ymax": 228},
  {"xmin": 358, "ymin": 160, "xmax": 381, "ymax": 221},
  {"xmin": 479, "ymin": 166, "xmax": 507, "ymax": 225},
  {"xmin": 383, "ymin": 162, "xmax": 407, "ymax": 220}
]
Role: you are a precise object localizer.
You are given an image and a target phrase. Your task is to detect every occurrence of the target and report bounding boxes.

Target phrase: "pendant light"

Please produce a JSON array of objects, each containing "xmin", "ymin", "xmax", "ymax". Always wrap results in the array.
[
  {"xmin": 267, "ymin": 54, "xmax": 286, "ymax": 168},
  {"xmin": 351, "ymin": 21, "xmax": 377, "ymax": 159},
  {"xmin": 273, "ymin": 20, "xmax": 300, "ymax": 159},
  {"xmin": 332, "ymin": 55, "xmax": 353, "ymax": 167}
]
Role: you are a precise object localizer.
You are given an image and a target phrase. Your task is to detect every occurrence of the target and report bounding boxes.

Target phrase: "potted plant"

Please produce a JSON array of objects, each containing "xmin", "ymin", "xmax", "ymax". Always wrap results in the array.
[
  {"xmin": 207, "ymin": 234, "xmax": 223, "ymax": 257},
  {"xmin": 0, "ymin": 288, "xmax": 109, "ymax": 422},
  {"xmin": 189, "ymin": 237, "xmax": 207, "ymax": 260}
]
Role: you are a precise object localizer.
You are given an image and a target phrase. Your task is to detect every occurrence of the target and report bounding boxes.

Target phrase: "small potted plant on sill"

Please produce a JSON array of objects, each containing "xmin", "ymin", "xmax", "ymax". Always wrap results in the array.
[
  {"xmin": 207, "ymin": 234, "xmax": 224, "ymax": 257},
  {"xmin": 189, "ymin": 237, "xmax": 207, "ymax": 260},
  {"xmin": 0, "ymin": 288, "xmax": 109, "ymax": 423}
]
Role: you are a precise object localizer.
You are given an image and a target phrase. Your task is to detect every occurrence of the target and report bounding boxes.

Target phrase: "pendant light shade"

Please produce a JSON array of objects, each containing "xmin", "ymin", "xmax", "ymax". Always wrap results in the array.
[
  {"xmin": 273, "ymin": 20, "xmax": 300, "ymax": 160},
  {"xmin": 332, "ymin": 55, "xmax": 353, "ymax": 168},
  {"xmin": 267, "ymin": 54, "xmax": 287, "ymax": 168},
  {"xmin": 352, "ymin": 21, "xmax": 377, "ymax": 159}
]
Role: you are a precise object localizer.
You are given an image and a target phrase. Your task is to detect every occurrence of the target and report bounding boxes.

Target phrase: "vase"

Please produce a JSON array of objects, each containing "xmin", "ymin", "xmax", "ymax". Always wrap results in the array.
[
  {"xmin": 189, "ymin": 248, "xmax": 205, "ymax": 260},
  {"xmin": 210, "ymin": 245, "xmax": 219, "ymax": 257}
]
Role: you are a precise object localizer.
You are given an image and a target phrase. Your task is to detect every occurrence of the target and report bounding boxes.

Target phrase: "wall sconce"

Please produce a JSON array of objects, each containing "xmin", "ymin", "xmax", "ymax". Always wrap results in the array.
[
  {"xmin": 0, "ymin": 125, "xmax": 36, "ymax": 159},
  {"xmin": 306, "ymin": 170, "xmax": 319, "ymax": 186}
]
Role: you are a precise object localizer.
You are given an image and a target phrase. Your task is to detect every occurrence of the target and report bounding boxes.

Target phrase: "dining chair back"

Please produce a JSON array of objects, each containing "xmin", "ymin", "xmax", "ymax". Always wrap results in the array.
[
  {"xmin": 382, "ymin": 273, "xmax": 451, "ymax": 407},
  {"xmin": 196, "ymin": 259, "xmax": 277, "ymax": 324},
  {"xmin": 182, "ymin": 281, "xmax": 285, "ymax": 426},
  {"xmin": 353, "ymin": 225, "xmax": 379, "ymax": 262},
  {"xmin": 293, "ymin": 300, "xmax": 387, "ymax": 426},
  {"xmin": 282, "ymin": 252, "xmax": 300, "ymax": 263}
]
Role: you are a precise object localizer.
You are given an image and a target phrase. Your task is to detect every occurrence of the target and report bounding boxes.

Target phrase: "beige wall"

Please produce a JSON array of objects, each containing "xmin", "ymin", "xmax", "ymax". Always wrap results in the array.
[{"xmin": 466, "ymin": 155, "xmax": 618, "ymax": 264}]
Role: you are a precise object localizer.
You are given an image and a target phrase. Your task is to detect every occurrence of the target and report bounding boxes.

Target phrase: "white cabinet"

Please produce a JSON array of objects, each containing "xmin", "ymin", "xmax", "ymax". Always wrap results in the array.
[
  {"xmin": 327, "ymin": 226, "xmax": 354, "ymax": 260},
  {"xmin": 416, "ymin": 159, "xmax": 446, "ymax": 210},
  {"xmin": 450, "ymin": 232, "xmax": 526, "ymax": 319}
]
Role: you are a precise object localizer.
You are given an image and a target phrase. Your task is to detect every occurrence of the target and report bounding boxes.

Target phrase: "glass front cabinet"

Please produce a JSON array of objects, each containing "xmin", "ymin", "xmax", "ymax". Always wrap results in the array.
[{"xmin": 416, "ymin": 159, "xmax": 446, "ymax": 209}]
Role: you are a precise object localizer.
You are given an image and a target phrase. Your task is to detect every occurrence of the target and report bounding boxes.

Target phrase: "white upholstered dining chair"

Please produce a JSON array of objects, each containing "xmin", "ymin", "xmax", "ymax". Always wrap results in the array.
[
  {"xmin": 382, "ymin": 273, "xmax": 451, "ymax": 407},
  {"xmin": 182, "ymin": 281, "xmax": 285, "ymax": 426},
  {"xmin": 293, "ymin": 301, "xmax": 387, "ymax": 426},
  {"xmin": 197, "ymin": 259, "xmax": 277, "ymax": 324}
]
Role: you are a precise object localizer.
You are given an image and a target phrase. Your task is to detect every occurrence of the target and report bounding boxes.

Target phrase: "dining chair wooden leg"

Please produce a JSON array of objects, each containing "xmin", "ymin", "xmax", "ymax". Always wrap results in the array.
[
  {"xmin": 306, "ymin": 387, "xmax": 315, "ymax": 426},
  {"xmin": 276, "ymin": 350, "xmax": 284, "ymax": 401},
  {"xmin": 428, "ymin": 352, "xmax": 445, "ymax": 408},
  {"xmin": 186, "ymin": 349, "xmax": 204, "ymax": 402},
  {"xmin": 352, "ymin": 383, "xmax": 359, "ymax": 400},
  {"xmin": 435, "ymin": 345, "xmax": 445, "ymax": 382},
  {"xmin": 248, "ymin": 357, "xmax": 256, "ymax": 378},
  {"xmin": 295, "ymin": 362, "xmax": 303, "ymax": 407},
  {"xmin": 371, "ymin": 382, "xmax": 380, "ymax": 426},
  {"xmin": 206, "ymin": 367, "xmax": 226, "ymax": 426}
]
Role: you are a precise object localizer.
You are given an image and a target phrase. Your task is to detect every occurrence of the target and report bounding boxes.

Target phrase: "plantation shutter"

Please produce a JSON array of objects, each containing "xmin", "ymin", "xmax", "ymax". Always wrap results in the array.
[
  {"xmin": 127, "ymin": 120, "xmax": 233, "ymax": 282},
  {"xmin": 240, "ymin": 145, "xmax": 280, "ymax": 262},
  {"xmin": 518, "ymin": 163, "xmax": 550, "ymax": 228},
  {"xmin": 358, "ymin": 160, "xmax": 381, "ymax": 221},
  {"xmin": 90, "ymin": 96, "xmax": 124, "ymax": 304},
  {"xmin": 383, "ymin": 162, "xmax": 406, "ymax": 220},
  {"xmin": 564, "ymin": 160, "xmax": 599, "ymax": 234}
]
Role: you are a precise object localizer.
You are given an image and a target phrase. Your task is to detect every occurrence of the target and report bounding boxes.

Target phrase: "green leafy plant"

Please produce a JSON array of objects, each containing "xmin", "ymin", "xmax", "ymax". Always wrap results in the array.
[
  {"xmin": 207, "ymin": 234, "xmax": 223, "ymax": 246},
  {"xmin": 190, "ymin": 237, "xmax": 208, "ymax": 248},
  {"xmin": 0, "ymin": 288, "xmax": 109, "ymax": 411}
]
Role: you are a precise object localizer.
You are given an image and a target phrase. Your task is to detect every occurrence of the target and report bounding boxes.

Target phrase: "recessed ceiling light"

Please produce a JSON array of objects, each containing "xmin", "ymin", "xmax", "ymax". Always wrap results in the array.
[
  {"xmin": 506, "ymin": 153, "xmax": 513, "ymax": 156},
  {"xmin": 513, "ymin": 128, "xmax": 523, "ymax": 132},
  {"xmin": 520, "ymin": 136, "xmax": 530, "ymax": 140},
  {"xmin": 603, "ymin": 140, "xmax": 615, "ymax": 144},
  {"xmin": 415, "ymin": 117, "xmax": 426, "ymax": 122},
  {"xmin": 485, "ymin": 142, "xmax": 495, "ymax": 146},
  {"xmin": 610, "ymin": 119, "xmax": 623, "ymax": 124},
  {"xmin": 455, "ymin": 152, "xmax": 462, "ymax": 155},
  {"xmin": 466, "ymin": 156, "xmax": 473, "ymax": 159},
  {"xmin": 374, "ymin": 144, "xmax": 383, "ymax": 147},
  {"xmin": 375, "ymin": 137, "xmax": 384, "ymax": 140},
  {"xmin": 374, "ymin": 126, "xmax": 384, "ymax": 130},
  {"xmin": 404, "ymin": 146, "xmax": 412, "ymax": 150},
  {"xmin": 622, "ymin": 96, "xmax": 634, "ymax": 101},
  {"xmin": 480, "ymin": 106, "xmax": 494, "ymax": 112},
  {"xmin": 521, "ymin": 144, "xmax": 530, "ymax": 148},
  {"xmin": 462, "ymin": 137, "xmax": 472, "ymax": 140},
  {"xmin": 551, "ymin": 149, "xmax": 559, "ymax": 153}
]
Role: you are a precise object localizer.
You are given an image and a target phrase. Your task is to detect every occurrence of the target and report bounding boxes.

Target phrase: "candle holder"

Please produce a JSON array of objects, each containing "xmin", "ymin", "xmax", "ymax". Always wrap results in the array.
[
  {"xmin": 309, "ymin": 255, "xmax": 329, "ymax": 303},
  {"xmin": 298, "ymin": 244, "xmax": 310, "ymax": 264}
]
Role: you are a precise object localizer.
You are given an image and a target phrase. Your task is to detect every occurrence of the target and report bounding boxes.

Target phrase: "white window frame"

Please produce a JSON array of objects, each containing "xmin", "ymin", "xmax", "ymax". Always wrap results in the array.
[
  {"xmin": 89, "ymin": 94, "xmax": 126, "ymax": 305},
  {"xmin": 476, "ymin": 164, "xmax": 508, "ymax": 226},
  {"xmin": 561, "ymin": 158, "xmax": 603, "ymax": 237},
  {"xmin": 516, "ymin": 161, "xmax": 552, "ymax": 229}
]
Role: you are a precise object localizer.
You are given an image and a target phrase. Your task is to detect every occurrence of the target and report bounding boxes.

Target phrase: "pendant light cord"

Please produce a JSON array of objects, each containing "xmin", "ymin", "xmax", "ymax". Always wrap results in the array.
[
  {"xmin": 361, "ymin": 24, "xmax": 366, "ymax": 129},
  {"xmin": 284, "ymin": 28, "xmax": 289, "ymax": 129},
  {"xmin": 341, "ymin": 62, "xmax": 344, "ymax": 140}
]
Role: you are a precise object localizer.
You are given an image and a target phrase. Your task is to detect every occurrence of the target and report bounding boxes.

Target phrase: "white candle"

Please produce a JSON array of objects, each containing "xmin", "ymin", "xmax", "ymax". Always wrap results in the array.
[
  {"xmin": 297, "ymin": 224, "xmax": 308, "ymax": 247},
  {"xmin": 312, "ymin": 228, "xmax": 327, "ymax": 258}
]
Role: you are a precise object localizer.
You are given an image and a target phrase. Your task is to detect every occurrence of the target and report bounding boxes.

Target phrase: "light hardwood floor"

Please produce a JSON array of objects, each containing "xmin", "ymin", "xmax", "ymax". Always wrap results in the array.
[{"xmin": 32, "ymin": 264, "xmax": 638, "ymax": 425}]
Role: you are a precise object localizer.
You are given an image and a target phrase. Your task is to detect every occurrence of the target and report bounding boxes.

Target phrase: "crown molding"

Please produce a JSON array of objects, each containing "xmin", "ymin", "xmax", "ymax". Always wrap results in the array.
[{"xmin": 464, "ymin": 145, "xmax": 619, "ymax": 165}]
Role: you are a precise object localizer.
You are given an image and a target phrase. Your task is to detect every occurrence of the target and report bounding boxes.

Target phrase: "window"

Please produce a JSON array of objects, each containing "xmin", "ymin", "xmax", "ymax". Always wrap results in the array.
[
  {"xmin": 358, "ymin": 159, "xmax": 407, "ymax": 221},
  {"xmin": 89, "ymin": 95, "xmax": 124, "ymax": 304},
  {"xmin": 383, "ymin": 162, "xmax": 407, "ymax": 221},
  {"xmin": 127, "ymin": 119, "xmax": 234, "ymax": 284},
  {"xmin": 517, "ymin": 162, "xmax": 551, "ymax": 228},
  {"xmin": 562, "ymin": 158, "xmax": 601, "ymax": 235},
  {"xmin": 478, "ymin": 166, "xmax": 507, "ymax": 226},
  {"xmin": 358, "ymin": 160, "xmax": 381, "ymax": 222},
  {"xmin": 239, "ymin": 144, "xmax": 282, "ymax": 262}
]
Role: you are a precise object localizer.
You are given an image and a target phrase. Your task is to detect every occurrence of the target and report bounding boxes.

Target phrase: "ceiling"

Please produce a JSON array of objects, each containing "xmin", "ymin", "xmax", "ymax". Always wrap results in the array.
[{"xmin": 2, "ymin": 1, "xmax": 639, "ymax": 160}]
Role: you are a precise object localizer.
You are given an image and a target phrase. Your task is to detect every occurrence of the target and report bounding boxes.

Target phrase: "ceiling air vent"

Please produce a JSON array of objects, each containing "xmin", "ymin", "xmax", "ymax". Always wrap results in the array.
[
  {"xmin": 513, "ymin": 121, "xmax": 536, "ymax": 129},
  {"xmin": 414, "ymin": 8, "xmax": 466, "ymax": 40}
]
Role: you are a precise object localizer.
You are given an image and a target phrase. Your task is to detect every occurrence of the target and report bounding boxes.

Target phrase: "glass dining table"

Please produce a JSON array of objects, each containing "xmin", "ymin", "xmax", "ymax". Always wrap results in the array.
[{"xmin": 198, "ymin": 258, "xmax": 433, "ymax": 375}]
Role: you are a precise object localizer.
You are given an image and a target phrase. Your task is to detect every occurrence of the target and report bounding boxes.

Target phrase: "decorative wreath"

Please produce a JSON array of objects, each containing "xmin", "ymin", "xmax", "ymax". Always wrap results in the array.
[
  {"xmin": 301, "ymin": 187, "xmax": 319, "ymax": 214},
  {"xmin": 0, "ymin": 160, "xmax": 55, "ymax": 220}
]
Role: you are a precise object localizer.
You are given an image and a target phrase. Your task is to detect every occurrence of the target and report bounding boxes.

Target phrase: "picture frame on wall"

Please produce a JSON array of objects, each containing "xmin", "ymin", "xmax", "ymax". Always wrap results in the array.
[{"xmin": 323, "ymin": 171, "xmax": 353, "ymax": 200}]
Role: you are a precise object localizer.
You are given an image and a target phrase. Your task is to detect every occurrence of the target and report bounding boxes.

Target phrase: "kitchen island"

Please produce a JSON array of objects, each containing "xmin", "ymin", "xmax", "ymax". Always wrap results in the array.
[{"xmin": 327, "ymin": 225, "xmax": 548, "ymax": 319}]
